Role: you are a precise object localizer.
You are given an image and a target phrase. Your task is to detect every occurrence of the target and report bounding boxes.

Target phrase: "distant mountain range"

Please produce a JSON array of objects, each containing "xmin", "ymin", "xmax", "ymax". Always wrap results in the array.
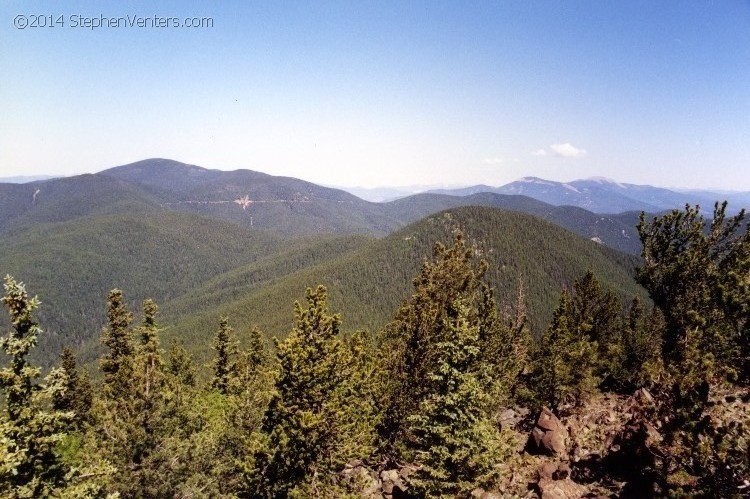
[
  {"xmin": 0, "ymin": 174, "xmax": 59, "ymax": 183},
  {"xmin": 0, "ymin": 158, "xmax": 678, "ymax": 256},
  {"xmin": 427, "ymin": 176, "xmax": 750, "ymax": 215}
]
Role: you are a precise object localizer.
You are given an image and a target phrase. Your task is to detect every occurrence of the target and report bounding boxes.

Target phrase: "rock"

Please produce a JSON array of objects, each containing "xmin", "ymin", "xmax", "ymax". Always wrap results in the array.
[
  {"xmin": 554, "ymin": 462, "xmax": 571, "ymax": 480},
  {"xmin": 634, "ymin": 388, "xmax": 654, "ymax": 406},
  {"xmin": 499, "ymin": 408, "xmax": 517, "ymax": 429},
  {"xmin": 542, "ymin": 430, "xmax": 567, "ymax": 456},
  {"xmin": 341, "ymin": 461, "xmax": 380, "ymax": 498},
  {"xmin": 538, "ymin": 461, "xmax": 572, "ymax": 482},
  {"xmin": 530, "ymin": 407, "xmax": 568, "ymax": 457},
  {"xmin": 538, "ymin": 477, "xmax": 588, "ymax": 499},
  {"xmin": 539, "ymin": 461, "xmax": 560, "ymax": 480},
  {"xmin": 471, "ymin": 488, "xmax": 503, "ymax": 499},
  {"xmin": 380, "ymin": 469, "xmax": 397, "ymax": 495},
  {"xmin": 380, "ymin": 468, "xmax": 409, "ymax": 497},
  {"xmin": 537, "ymin": 407, "xmax": 563, "ymax": 432}
]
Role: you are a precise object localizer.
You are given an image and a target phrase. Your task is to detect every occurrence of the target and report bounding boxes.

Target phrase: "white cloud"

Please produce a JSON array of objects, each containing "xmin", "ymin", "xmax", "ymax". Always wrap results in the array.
[
  {"xmin": 482, "ymin": 157, "xmax": 504, "ymax": 165},
  {"xmin": 550, "ymin": 142, "xmax": 587, "ymax": 158},
  {"xmin": 531, "ymin": 148, "xmax": 547, "ymax": 157}
]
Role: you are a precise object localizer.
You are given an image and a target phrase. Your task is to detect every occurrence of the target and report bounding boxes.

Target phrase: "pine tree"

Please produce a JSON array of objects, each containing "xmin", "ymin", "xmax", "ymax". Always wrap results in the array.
[
  {"xmin": 637, "ymin": 202, "xmax": 748, "ymax": 380},
  {"xmin": 477, "ymin": 279, "xmax": 531, "ymax": 408},
  {"xmin": 612, "ymin": 297, "xmax": 664, "ymax": 391},
  {"xmin": 92, "ymin": 297, "xmax": 174, "ymax": 497},
  {"xmin": 54, "ymin": 347, "xmax": 93, "ymax": 429},
  {"xmin": 211, "ymin": 316, "xmax": 237, "ymax": 395},
  {"xmin": 0, "ymin": 276, "xmax": 72, "ymax": 496},
  {"xmin": 250, "ymin": 285, "xmax": 375, "ymax": 498},
  {"xmin": 570, "ymin": 271, "xmax": 623, "ymax": 385},
  {"xmin": 532, "ymin": 289, "xmax": 599, "ymax": 409},
  {"xmin": 407, "ymin": 299, "xmax": 509, "ymax": 497},
  {"xmin": 167, "ymin": 342, "xmax": 196, "ymax": 388},
  {"xmin": 246, "ymin": 325, "xmax": 267, "ymax": 375},
  {"xmin": 136, "ymin": 298, "xmax": 164, "ymax": 408},
  {"xmin": 636, "ymin": 202, "xmax": 749, "ymax": 495},
  {"xmin": 379, "ymin": 232, "xmax": 523, "ymax": 448},
  {"xmin": 100, "ymin": 288, "xmax": 134, "ymax": 398}
]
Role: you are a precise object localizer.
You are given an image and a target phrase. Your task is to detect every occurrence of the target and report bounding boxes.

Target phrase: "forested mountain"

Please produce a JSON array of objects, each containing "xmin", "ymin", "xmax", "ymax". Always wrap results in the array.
[
  {"xmin": 99, "ymin": 159, "xmax": 402, "ymax": 236},
  {"xmin": 2, "ymin": 159, "xmax": 646, "ymax": 254},
  {"xmin": 5, "ymin": 158, "xmax": 742, "ymax": 368},
  {"xmin": 0, "ymin": 202, "xmax": 640, "ymax": 368},
  {"xmin": 0, "ymin": 163, "xmax": 746, "ymax": 499},
  {"xmin": 0, "ymin": 159, "xmax": 400, "ymax": 237},
  {"xmin": 0, "ymin": 174, "xmax": 164, "ymax": 233},
  {"xmin": 0, "ymin": 211, "xmax": 287, "ymax": 362},
  {"xmin": 383, "ymin": 192, "xmax": 643, "ymax": 254},
  {"xmin": 158, "ymin": 206, "xmax": 643, "ymax": 363}
]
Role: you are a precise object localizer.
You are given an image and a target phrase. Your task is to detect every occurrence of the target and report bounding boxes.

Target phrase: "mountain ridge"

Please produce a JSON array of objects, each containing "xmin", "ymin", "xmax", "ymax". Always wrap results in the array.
[{"xmin": 1, "ymin": 159, "xmax": 657, "ymax": 254}]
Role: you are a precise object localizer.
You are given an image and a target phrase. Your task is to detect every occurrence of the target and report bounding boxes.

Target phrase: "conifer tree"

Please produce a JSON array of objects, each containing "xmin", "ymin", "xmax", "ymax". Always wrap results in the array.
[
  {"xmin": 477, "ymin": 279, "xmax": 531, "ymax": 407},
  {"xmin": 407, "ymin": 299, "xmax": 509, "ymax": 497},
  {"xmin": 637, "ymin": 202, "xmax": 749, "ymax": 495},
  {"xmin": 212, "ymin": 316, "xmax": 237, "ymax": 395},
  {"xmin": 246, "ymin": 325, "xmax": 267, "ymax": 375},
  {"xmin": 136, "ymin": 298, "xmax": 164, "ymax": 407},
  {"xmin": 100, "ymin": 288, "xmax": 134, "ymax": 398},
  {"xmin": 251, "ymin": 285, "xmax": 375, "ymax": 498},
  {"xmin": 93, "ymin": 296, "xmax": 174, "ymax": 497},
  {"xmin": 0, "ymin": 276, "xmax": 72, "ymax": 496},
  {"xmin": 380, "ymin": 232, "xmax": 523, "ymax": 448},
  {"xmin": 167, "ymin": 342, "xmax": 196, "ymax": 388},
  {"xmin": 612, "ymin": 296, "xmax": 664, "ymax": 391},
  {"xmin": 54, "ymin": 347, "xmax": 93, "ymax": 429},
  {"xmin": 570, "ymin": 271, "xmax": 623, "ymax": 384},
  {"xmin": 131, "ymin": 298, "xmax": 168, "ymax": 497},
  {"xmin": 637, "ymin": 202, "xmax": 748, "ymax": 380},
  {"xmin": 532, "ymin": 289, "xmax": 599, "ymax": 409}
]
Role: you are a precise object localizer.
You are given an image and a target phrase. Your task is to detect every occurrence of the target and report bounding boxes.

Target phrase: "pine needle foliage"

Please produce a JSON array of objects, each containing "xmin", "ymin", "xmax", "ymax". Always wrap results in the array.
[
  {"xmin": 0, "ymin": 276, "xmax": 72, "ymax": 497},
  {"xmin": 54, "ymin": 347, "xmax": 93, "ymax": 429},
  {"xmin": 407, "ymin": 299, "xmax": 510, "ymax": 498},
  {"xmin": 380, "ymin": 232, "xmax": 529, "ymax": 449},
  {"xmin": 637, "ymin": 201, "xmax": 749, "ymax": 381},
  {"xmin": 532, "ymin": 289, "xmax": 599, "ymax": 409},
  {"xmin": 212, "ymin": 316, "xmax": 238, "ymax": 395},
  {"xmin": 250, "ymin": 285, "xmax": 376, "ymax": 498},
  {"xmin": 99, "ymin": 289, "xmax": 134, "ymax": 399}
]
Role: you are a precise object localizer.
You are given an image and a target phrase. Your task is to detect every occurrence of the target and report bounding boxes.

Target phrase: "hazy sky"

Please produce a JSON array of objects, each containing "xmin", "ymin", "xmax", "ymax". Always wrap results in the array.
[{"xmin": 1, "ymin": 1, "xmax": 749, "ymax": 189}]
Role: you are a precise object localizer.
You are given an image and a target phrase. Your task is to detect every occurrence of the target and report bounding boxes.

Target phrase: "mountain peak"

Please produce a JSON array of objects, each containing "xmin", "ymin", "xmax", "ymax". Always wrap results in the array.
[
  {"xmin": 518, "ymin": 176, "xmax": 557, "ymax": 185},
  {"xmin": 103, "ymin": 158, "xmax": 209, "ymax": 174},
  {"xmin": 583, "ymin": 176, "xmax": 626, "ymax": 188}
]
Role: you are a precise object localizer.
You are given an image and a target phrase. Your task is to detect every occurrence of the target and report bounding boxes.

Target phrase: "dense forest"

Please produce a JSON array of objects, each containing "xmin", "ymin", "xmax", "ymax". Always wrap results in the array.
[{"xmin": 1, "ymin": 202, "xmax": 748, "ymax": 498}]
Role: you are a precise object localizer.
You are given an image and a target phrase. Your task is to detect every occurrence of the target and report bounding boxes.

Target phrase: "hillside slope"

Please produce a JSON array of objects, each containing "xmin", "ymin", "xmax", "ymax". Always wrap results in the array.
[
  {"xmin": 384, "ymin": 192, "xmax": 643, "ymax": 254},
  {"xmin": 163, "ymin": 206, "xmax": 644, "ymax": 361},
  {"xmin": 0, "ymin": 212, "xmax": 288, "ymax": 363},
  {"xmin": 100, "ymin": 158, "xmax": 403, "ymax": 236}
]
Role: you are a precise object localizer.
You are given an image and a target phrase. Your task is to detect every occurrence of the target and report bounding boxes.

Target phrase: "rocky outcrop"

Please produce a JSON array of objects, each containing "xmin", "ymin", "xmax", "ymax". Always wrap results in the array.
[
  {"xmin": 530, "ymin": 407, "xmax": 568, "ymax": 457},
  {"xmin": 533, "ymin": 460, "xmax": 587, "ymax": 499}
]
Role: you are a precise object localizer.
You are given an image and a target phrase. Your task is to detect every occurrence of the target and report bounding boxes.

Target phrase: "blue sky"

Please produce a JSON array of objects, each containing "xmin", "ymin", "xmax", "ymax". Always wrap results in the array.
[{"xmin": 1, "ymin": 1, "xmax": 749, "ymax": 189}]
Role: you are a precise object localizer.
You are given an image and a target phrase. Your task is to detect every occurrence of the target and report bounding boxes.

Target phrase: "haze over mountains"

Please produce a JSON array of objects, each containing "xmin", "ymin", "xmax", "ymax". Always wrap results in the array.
[
  {"xmin": 426, "ymin": 176, "xmax": 750, "ymax": 215},
  {"xmin": 0, "ymin": 158, "xmax": 744, "ymax": 366}
]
